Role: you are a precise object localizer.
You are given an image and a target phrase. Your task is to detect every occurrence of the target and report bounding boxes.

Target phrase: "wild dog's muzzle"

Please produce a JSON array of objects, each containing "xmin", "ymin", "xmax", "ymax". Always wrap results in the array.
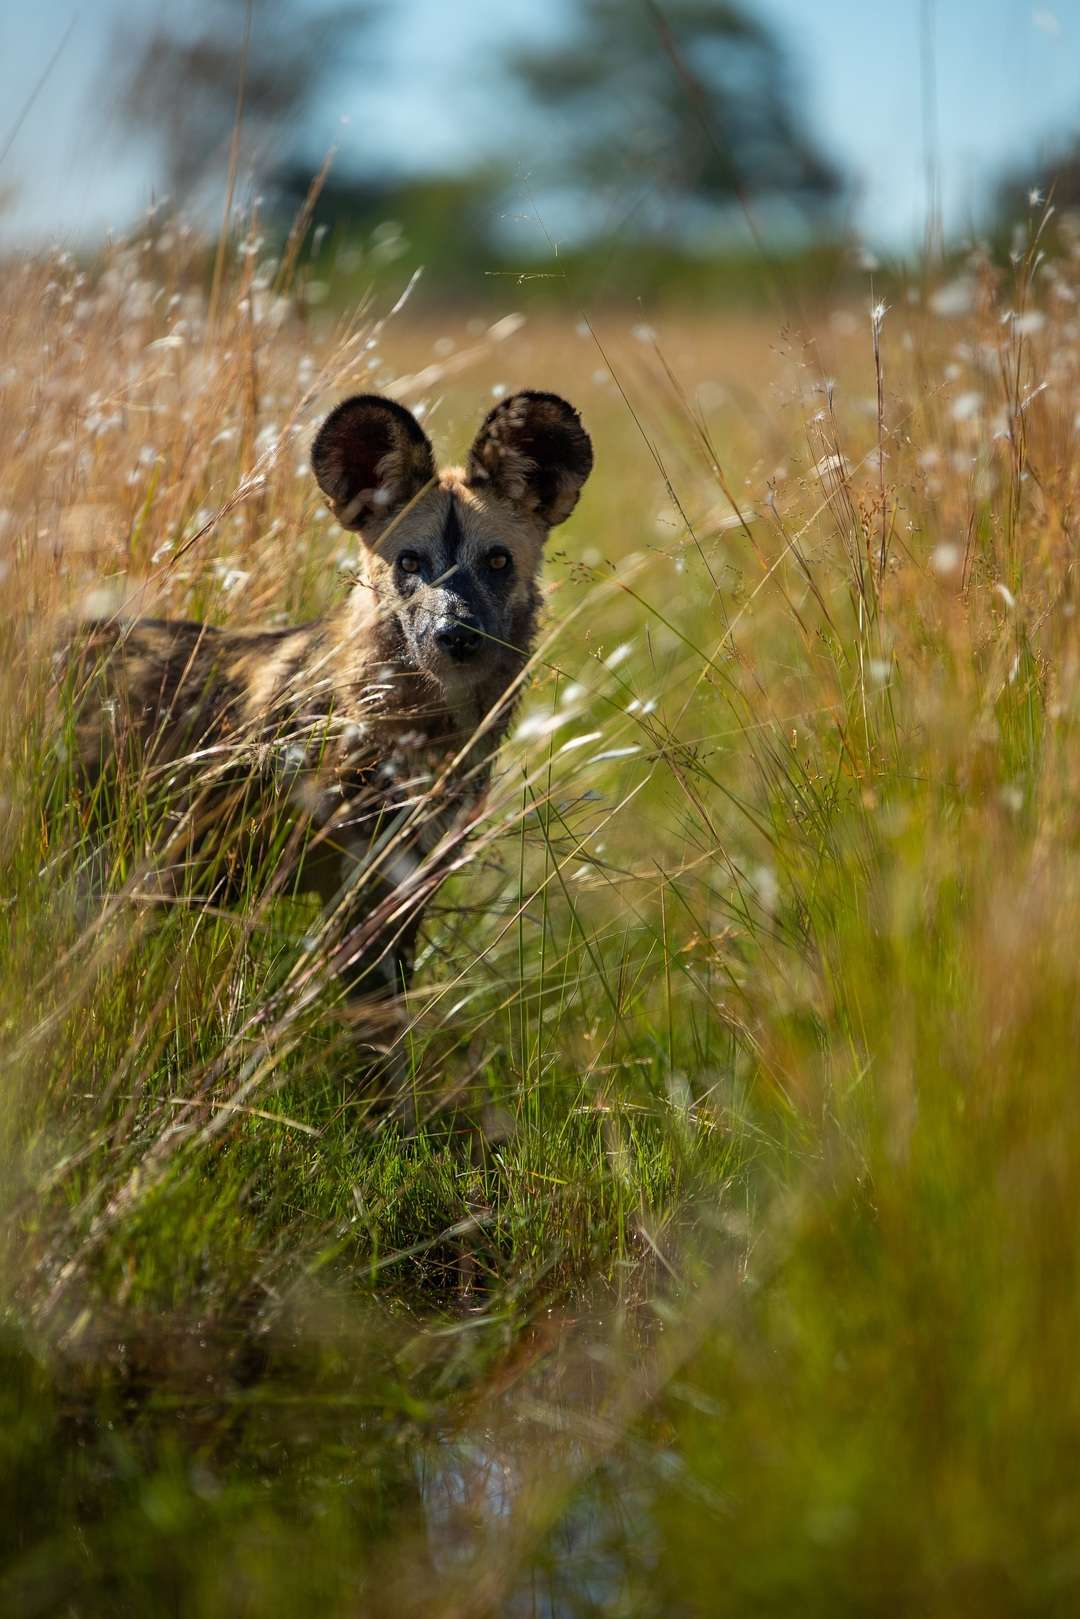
[{"xmin": 433, "ymin": 617, "xmax": 482, "ymax": 662}]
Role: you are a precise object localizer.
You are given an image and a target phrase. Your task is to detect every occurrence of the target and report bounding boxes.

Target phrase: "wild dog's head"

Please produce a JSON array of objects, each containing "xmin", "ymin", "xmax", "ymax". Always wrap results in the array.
[{"xmin": 311, "ymin": 391, "xmax": 592, "ymax": 698}]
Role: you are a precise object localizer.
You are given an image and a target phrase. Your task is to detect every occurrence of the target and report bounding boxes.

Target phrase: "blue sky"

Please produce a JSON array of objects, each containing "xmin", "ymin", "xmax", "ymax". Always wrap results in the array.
[{"xmin": 1, "ymin": 0, "xmax": 1078, "ymax": 249}]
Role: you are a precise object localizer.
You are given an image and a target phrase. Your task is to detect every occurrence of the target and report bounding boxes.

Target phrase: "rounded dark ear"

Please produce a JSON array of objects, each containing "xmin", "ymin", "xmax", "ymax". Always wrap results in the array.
[
  {"xmin": 466, "ymin": 390, "xmax": 593, "ymax": 529},
  {"xmin": 311, "ymin": 395, "xmax": 436, "ymax": 532}
]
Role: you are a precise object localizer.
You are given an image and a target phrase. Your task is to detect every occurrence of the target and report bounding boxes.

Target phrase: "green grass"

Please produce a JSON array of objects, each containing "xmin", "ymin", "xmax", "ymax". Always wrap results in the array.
[{"xmin": 3, "ymin": 206, "xmax": 1080, "ymax": 1614}]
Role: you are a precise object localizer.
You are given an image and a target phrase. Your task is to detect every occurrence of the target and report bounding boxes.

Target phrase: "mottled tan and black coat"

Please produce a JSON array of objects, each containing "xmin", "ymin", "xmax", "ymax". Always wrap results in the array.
[{"xmin": 67, "ymin": 391, "xmax": 592, "ymax": 1062}]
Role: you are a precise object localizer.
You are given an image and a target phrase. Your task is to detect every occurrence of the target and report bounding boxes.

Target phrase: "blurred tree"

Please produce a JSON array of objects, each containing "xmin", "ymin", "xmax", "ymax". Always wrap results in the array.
[
  {"xmin": 510, "ymin": 0, "xmax": 843, "ymax": 239},
  {"xmin": 104, "ymin": 0, "xmax": 848, "ymax": 298},
  {"xmin": 993, "ymin": 137, "xmax": 1080, "ymax": 235},
  {"xmin": 113, "ymin": 0, "xmax": 380, "ymax": 201}
]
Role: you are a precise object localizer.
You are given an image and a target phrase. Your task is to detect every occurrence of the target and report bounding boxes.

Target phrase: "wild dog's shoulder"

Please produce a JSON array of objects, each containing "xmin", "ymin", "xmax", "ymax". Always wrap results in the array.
[
  {"xmin": 65, "ymin": 614, "xmax": 315, "ymax": 698},
  {"xmin": 65, "ymin": 615, "xmax": 224, "ymax": 680},
  {"xmin": 62, "ymin": 613, "xmax": 328, "ymax": 776}
]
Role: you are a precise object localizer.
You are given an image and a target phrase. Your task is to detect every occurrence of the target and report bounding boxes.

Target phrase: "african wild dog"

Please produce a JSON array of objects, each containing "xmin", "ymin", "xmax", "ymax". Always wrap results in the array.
[{"xmin": 67, "ymin": 391, "xmax": 593, "ymax": 1091}]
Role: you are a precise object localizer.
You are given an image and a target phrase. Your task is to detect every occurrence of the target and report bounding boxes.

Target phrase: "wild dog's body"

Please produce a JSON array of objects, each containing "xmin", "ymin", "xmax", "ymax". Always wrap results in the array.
[{"xmin": 67, "ymin": 392, "xmax": 592, "ymax": 1064}]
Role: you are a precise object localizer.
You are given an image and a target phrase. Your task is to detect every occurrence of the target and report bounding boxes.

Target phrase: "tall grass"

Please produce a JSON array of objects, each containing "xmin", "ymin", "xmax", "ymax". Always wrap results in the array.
[{"xmin": 3, "ymin": 203, "xmax": 1080, "ymax": 1614}]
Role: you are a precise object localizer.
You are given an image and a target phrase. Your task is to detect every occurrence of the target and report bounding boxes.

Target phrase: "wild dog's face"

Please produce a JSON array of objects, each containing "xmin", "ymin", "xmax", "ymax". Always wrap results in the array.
[{"xmin": 311, "ymin": 391, "xmax": 592, "ymax": 697}]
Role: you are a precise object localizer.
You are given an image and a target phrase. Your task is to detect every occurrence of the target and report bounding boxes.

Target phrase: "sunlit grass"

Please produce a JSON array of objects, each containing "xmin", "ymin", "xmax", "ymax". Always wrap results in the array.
[{"xmin": 3, "ymin": 203, "xmax": 1080, "ymax": 1614}]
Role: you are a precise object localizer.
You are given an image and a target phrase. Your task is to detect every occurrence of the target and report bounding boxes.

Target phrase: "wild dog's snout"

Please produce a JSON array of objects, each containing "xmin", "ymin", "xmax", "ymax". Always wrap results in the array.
[{"xmin": 434, "ymin": 617, "xmax": 482, "ymax": 662}]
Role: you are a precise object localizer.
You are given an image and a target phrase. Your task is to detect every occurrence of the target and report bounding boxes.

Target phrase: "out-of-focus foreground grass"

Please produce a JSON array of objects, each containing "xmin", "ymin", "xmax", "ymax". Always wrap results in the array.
[{"xmin": 2, "ymin": 209, "xmax": 1080, "ymax": 1616}]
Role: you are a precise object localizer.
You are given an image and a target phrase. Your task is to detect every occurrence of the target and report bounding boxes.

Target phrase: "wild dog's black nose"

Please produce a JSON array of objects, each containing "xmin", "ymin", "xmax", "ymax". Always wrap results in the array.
[{"xmin": 434, "ymin": 619, "xmax": 482, "ymax": 661}]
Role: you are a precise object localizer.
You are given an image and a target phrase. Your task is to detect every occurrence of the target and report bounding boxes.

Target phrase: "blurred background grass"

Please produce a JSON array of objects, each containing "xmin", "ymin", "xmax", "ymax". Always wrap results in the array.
[{"xmin": 4, "ymin": 2, "xmax": 1080, "ymax": 1615}]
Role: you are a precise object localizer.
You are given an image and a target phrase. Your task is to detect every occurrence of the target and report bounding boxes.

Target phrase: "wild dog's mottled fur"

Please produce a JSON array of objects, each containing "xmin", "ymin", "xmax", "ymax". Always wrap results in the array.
[{"xmin": 66, "ymin": 391, "xmax": 592, "ymax": 1086}]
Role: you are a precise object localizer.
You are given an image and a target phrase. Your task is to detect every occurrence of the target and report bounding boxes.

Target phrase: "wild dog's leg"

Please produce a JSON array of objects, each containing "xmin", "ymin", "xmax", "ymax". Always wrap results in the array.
[
  {"xmin": 334, "ymin": 881, "xmax": 431, "ymax": 1125},
  {"xmin": 328, "ymin": 819, "xmax": 444, "ymax": 1125},
  {"xmin": 315, "ymin": 757, "xmax": 472, "ymax": 1123},
  {"xmin": 336, "ymin": 876, "xmax": 426, "ymax": 1015}
]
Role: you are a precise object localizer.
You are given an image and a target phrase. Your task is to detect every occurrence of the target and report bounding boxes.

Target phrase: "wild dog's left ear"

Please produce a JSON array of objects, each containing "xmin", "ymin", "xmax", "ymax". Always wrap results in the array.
[{"xmin": 466, "ymin": 390, "xmax": 593, "ymax": 529}]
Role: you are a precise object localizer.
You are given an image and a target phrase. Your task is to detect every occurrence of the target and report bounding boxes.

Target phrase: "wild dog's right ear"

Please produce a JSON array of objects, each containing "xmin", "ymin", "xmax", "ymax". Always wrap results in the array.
[{"xmin": 311, "ymin": 395, "xmax": 436, "ymax": 531}]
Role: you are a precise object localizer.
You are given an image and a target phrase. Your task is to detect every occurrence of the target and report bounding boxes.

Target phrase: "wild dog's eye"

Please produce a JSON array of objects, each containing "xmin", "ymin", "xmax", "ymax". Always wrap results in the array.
[
  {"xmin": 487, "ymin": 549, "xmax": 512, "ymax": 573},
  {"xmin": 397, "ymin": 551, "xmax": 422, "ymax": 575}
]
